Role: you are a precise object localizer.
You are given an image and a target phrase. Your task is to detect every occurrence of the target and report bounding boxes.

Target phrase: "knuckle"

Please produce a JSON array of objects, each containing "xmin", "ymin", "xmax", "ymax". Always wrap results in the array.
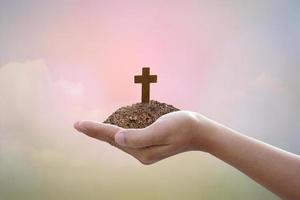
[
  {"xmin": 107, "ymin": 140, "xmax": 116, "ymax": 147},
  {"xmin": 138, "ymin": 152, "xmax": 156, "ymax": 165},
  {"xmin": 139, "ymin": 158, "xmax": 155, "ymax": 165}
]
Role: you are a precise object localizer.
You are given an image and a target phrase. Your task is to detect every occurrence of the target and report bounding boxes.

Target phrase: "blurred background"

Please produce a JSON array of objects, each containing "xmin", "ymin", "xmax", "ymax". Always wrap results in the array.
[{"xmin": 1, "ymin": 0, "xmax": 299, "ymax": 199}]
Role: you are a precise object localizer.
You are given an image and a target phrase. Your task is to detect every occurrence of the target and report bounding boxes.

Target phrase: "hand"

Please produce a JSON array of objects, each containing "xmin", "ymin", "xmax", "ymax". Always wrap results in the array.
[
  {"xmin": 74, "ymin": 111, "xmax": 300, "ymax": 199},
  {"xmin": 74, "ymin": 111, "xmax": 214, "ymax": 165}
]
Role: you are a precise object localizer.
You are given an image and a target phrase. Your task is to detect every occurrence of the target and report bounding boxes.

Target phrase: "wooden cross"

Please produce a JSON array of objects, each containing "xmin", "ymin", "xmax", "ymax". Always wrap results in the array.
[{"xmin": 134, "ymin": 67, "xmax": 157, "ymax": 103}]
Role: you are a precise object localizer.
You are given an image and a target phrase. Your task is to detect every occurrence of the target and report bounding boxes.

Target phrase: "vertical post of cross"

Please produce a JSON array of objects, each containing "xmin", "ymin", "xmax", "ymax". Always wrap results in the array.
[{"xmin": 134, "ymin": 67, "xmax": 157, "ymax": 103}]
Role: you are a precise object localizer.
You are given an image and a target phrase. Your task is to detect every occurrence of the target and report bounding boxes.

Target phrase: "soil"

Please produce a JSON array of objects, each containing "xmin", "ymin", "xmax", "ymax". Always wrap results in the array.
[{"xmin": 103, "ymin": 100, "xmax": 180, "ymax": 129}]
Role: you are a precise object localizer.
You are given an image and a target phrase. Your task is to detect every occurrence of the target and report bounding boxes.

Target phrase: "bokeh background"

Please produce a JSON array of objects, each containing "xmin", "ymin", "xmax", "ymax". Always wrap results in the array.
[{"xmin": 1, "ymin": 0, "xmax": 299, "ymax": 199}]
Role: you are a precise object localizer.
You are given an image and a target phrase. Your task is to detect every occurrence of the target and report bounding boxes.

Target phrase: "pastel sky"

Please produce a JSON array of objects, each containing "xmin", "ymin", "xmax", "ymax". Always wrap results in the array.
[{"xmin": 0, "ymin": 1, "xmax": 299, "ymax": 199}]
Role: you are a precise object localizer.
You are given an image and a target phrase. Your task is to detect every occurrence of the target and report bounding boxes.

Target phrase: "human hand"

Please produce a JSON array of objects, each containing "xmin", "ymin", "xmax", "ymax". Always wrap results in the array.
[
  {"xmin": 74, "ymin": 110, "xmax": 300, "ymax": 199},
  {"xmin": 74, "ymin": 111, "xmax": 215, "ymax": 165}
]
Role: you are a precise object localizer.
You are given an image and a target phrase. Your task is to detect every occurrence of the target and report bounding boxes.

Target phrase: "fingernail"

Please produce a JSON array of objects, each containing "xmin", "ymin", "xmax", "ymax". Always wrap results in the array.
[
  {"xmin": 115, "ymin": 131, "xmax": 126, "ymax": 146},
  {"xmin": 74, "ymin": 121, "xmax": 87, "ymax": 132},
  {"xmin": 74, "ymin": 121, "xmax": 80, "ymax": 130}
]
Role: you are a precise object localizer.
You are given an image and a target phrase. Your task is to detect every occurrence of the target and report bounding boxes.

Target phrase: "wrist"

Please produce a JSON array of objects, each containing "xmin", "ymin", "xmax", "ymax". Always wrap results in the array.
[{"xmin": 191, "ymin": 112, "xmax": 224, "ymax": 153}]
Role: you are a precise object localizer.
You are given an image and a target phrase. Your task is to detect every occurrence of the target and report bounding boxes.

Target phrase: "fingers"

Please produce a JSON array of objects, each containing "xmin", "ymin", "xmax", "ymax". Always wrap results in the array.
[
  {"xmin": 74, "ymin": 120, "xmax": 123, "ymax": 145},
  {"xmin": 74, "ymin": 120, "xmax": 175, "ymax": 165},
  {"xmin": 138, "ymin": 145, "xmax": 172, "ymax": 164},
  {"xmin": 74, "ymin": 121, "xmax": 148, "ymax": 159},
  {"xmin": 74, "ymin": 119, "xmax": 169, "ymax": 150},
  {"xmin": 115, "ymin": 122, "xmax": 167, "ymax": 148}
]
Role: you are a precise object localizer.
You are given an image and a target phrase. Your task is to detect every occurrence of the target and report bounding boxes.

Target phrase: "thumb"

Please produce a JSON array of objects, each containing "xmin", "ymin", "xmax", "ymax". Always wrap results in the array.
[
  {"xmin": 74, "ymin": 120, "xmax": 122, "ymax": 144},
  {"xmin": 114, "ymin": 126, "xmax": 162, "ymax": 148}
]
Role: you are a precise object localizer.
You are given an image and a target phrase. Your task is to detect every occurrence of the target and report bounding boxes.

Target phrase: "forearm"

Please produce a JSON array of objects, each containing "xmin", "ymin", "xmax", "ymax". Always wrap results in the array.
[{"xmin": 196, "ymin": 115, "xmax": 300, "ymax": 200}]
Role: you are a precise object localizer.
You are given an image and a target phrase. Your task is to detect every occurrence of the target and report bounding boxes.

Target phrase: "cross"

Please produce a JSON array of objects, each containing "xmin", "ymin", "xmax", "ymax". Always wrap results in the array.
[{"xmin": 134, "ymin": 67, "xmax": 157, "ymax": 103}]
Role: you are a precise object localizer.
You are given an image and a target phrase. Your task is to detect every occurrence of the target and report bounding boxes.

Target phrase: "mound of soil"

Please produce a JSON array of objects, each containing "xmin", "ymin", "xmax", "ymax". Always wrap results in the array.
[{"xmin": 103, "ymin": 100, "xmax": 179, "ymax": 129}]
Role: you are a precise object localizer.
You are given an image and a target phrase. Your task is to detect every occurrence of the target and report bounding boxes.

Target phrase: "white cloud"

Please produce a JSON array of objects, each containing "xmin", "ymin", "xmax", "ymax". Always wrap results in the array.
[
  {"xmin": 0, "ymin": 59, "xmax": 52, "ymax": 132},
  {"xmin": 253, "ymin": 72, "xmax": 285, "ymax": 93},
  {"xmin": 0, "ymin": 59, "xmax": 131, "ymax": 163},
  {"xmin": 55, "ymin": 76, "xmax": 84, "ymax": 98}
]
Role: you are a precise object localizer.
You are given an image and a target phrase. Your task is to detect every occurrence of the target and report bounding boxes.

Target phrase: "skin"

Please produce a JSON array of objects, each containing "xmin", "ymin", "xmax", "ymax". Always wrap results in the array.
[{"xmin": 74, "ymin": 110, "xmax": 300, "ymax": 200}]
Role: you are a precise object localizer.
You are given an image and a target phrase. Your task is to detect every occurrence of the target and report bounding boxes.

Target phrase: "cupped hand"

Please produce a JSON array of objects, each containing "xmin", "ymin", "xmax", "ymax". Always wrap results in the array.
[{"xmin": 74, "ymin": 111, "xmax": 215, "ymax": 165}]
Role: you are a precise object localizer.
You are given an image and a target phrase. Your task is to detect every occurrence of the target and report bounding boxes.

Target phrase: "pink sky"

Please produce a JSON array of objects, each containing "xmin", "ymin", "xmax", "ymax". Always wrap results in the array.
[{"xmin": 0, "ymin": 1, "xmax": 299, "ymax": 199}]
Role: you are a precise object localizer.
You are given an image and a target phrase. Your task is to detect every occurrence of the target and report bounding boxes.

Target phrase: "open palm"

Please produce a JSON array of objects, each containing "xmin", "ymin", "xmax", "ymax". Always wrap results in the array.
[{"xmin": 74, "ymin": 111, "xmax": 209, "ymax": 164}]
